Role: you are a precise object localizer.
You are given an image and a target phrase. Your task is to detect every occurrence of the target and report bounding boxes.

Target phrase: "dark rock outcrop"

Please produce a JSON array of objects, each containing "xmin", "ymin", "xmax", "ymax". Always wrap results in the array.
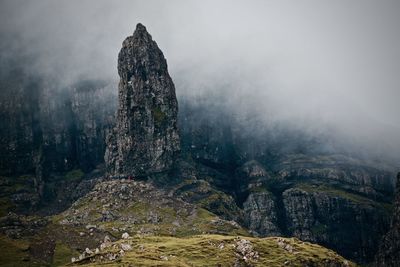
[
  {"xmin": 0, "ymin": 71, "xmax": 42, "ymax": 176},
  {"xmin": 243, "ymin": 191, "xmax": 281, "ymax": 236},
  {"xmin": 0, "ymin": 74, "xmax": 116, "ymax": 209},
  {"xmin": 105, "ymin": 23, "xmax": 180, "ymax": 177},
  {"xmin": 236, "ymin": 160, "xmax": 272, "ymax": 195},
  {"xmin": 282, "ymin": 186, "xmax": 390, "ymax": 263},
  {"xmin": 375, "ymin": 172, "xmax": 400, "ymax": 266},
  {"xmin": 37, "ymin": 81, "xmax": 116, "ymax": 174},
  {"xmin": 0, "ymin": 75, "xmax": 115, "ymax": 178},
  {"xmin": 274, "ymin": 154, "xmax": 395, "ymax": 201}
]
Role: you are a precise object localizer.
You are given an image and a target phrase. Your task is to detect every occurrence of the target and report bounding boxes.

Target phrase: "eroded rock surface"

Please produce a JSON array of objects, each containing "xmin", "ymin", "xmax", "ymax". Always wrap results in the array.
[{"xmin": 105, "ymin": 23, "xmax": 180, "ymax": 177}]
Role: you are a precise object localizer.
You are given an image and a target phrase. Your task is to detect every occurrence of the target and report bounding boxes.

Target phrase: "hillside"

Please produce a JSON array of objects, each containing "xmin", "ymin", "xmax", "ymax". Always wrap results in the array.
[{"xmin": 0, "ymin": 179, "xmax": 354, "ymax": 267}]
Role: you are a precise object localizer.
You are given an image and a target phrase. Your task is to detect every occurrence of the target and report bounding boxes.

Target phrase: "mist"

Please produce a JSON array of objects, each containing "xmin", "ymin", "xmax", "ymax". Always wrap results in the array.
[{"xmin": 1, "ymin": 0, "xmax": 399, "ymax": 164}]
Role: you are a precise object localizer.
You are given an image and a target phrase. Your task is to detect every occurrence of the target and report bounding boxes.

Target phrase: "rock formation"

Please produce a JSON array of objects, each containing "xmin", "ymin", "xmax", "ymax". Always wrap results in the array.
[
  {"xmin": 282, "ymin": 186, "xmax": 389, "ymax": 262},
  {"xmin": 0, "ymin": 70, "xmax": 116, "ymax": 209},
  {"xmin": 105, "ymin": 23, "xmax": 180, "ymax": 177},
  {"xmin": 375, "ymin": 172, "xmax": 400, "ymax": 266},
  {"xmin": 0, "ymin": 77, "xmax": 115, "ymax": 177},
  {"xmin": 243, "ymin": 191, "xmax": 281, "ymax": 236}
]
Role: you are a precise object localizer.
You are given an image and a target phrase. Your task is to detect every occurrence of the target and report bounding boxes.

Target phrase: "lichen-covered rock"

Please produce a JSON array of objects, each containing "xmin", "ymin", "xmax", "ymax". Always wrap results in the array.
[
  {"xmin": 282, "ymin": 188, "xmax": 316, "ymax": 241},
  {"xmin": 275, "ymin": 154, "xmax": 395, "ymax": 200},
  {"xmin": 236, "ymin": 160, "xmax": 272, "ymax": 194},
  {"xmin": 375, "ymin": 173, "xmax": 400, "ymax": 266},
  {"xmin": 0, "ymin": 212, "xmax": 48, "ymax": 238},
  {"xmin": 282, "ymin": 186, "xmax": 390, "ymax": 263},
  {"xmin": 105, "ymin": 23, "xmax": 180, "ymax": 177},
  {"xmin": 243, "ymin": 191, "xmax": 281, "ymax": 236}
]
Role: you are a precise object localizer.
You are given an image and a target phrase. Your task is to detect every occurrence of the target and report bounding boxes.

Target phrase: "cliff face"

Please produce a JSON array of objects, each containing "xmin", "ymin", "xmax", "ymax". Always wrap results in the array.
[
  {"xmin": 0, "ymin": 71, "xmax": 41, "ymax": 176},
  {"xmin": 105, "ymin": 24, "xmax": 180, "ymax": 177},
  {"xmin": 240, "ymin": 178, "xmax": 390, "ymax": 263},
  {"xmin": 281, "ymin": 186, "xmax": 389, "ymax": 262},
  {"xmin": 375, "ymin": 173, "xmax": 400, "ymax": 266},
  {"xmin": 243, "ymin": 191, "xmax": 281, "ymax": 237},
  {"xmin": 37, "ymin": 81, "xmax": 116, "ymax": 174},
  {"xmin": 0, "ymin": 72, "xmax": 116, "ymax": 208}
]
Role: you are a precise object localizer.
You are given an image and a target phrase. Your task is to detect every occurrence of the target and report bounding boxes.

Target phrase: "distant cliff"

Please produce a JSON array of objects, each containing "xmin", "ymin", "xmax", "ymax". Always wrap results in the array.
[
  {"xmin": 375, "ymin": 172, "xmax": 400, "ymax": 266},
  {"xmin": 0, "ymin": 70, "xmax": 116, "ymax": 204}
]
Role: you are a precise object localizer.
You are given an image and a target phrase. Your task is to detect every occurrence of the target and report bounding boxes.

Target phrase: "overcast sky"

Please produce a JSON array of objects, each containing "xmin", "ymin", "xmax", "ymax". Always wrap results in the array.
[{"xmin": 1, "ymin": 0, "xmax": 399, "ymax": 163}]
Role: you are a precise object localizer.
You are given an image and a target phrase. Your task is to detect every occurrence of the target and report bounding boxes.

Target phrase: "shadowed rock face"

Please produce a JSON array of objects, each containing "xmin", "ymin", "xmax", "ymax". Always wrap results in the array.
[
  {"xmin": 375, "ymin": 172, "xmax": 400, "ymax": 266},
  {"xmin": 105, "ymin": 23, "xmax": 180, "ymax": 177}
]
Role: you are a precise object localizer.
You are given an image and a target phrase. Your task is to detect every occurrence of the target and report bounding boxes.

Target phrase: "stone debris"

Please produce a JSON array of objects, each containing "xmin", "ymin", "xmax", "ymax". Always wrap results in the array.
[
  {"xmin": 85, "ymin": 224, "xmax": 97, "ymax": 230},
  {"xmin": 277, "ymin": 237, "xmax": 295, "ymax": 253},
  {"xmin": 160, "ymin": 255, "xmax": 169, "ymax": 261},
  {"xmin": 121, "ymin": 232, "xmax": 130, "ymax": 239},
  {"xmin": 234, "ymin": 237, "xmax": 259, "ymax": 263},
  {"xmin": 120, "ymin": 243, "xmax": 132, "ymax": 251}
]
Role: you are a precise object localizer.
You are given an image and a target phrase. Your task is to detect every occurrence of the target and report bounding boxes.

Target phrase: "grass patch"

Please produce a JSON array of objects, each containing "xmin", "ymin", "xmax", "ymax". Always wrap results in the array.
[
  {"xmin": 0, "ymin": 234, "xmax": 42, "ymax": 267},
  {"xmin": 64, "ymin": 169, "xmax": 84, "ymax": 182},
  {"xmin": 0, "ymin": 198, "xmax": 15, "ymax": 217},
  {"xmin": 52, "ymin": 242, "xmax": 77, "ymax": 266},
  {"xmin": 153, "ymin": 107, "xmax": 167, "ymax": 124},
  {"xmin": 296, "ymin": 183, "xmax": 391, "ymax": 212}
]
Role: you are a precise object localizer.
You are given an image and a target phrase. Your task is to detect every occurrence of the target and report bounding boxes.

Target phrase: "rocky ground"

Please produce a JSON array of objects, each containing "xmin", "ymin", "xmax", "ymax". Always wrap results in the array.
[{"xmin": 0, "ymin": 178, "xmax": 355, "ymax": 267}]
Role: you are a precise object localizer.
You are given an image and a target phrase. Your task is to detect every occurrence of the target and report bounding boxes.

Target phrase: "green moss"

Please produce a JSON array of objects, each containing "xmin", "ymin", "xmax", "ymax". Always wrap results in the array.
[
  {"xmin": 175, "ymin": 179, "xmax": 241, "ymax": 221},
  {"xmin": 0, "ymin": 234, "xmax": 42, "ymax": 267},
  {"xmin": 198, "ymin": 193, "xmax": 235, "ymax": 217},
  {"xmin": 153, "ymin": 107, "xmax": 166, "ymax": 124},
  {"xmin": 0, "ymin": 198, "xmax": 15, "ymax": 217},
  {"xmin": 52, "ymin": 242, "xmax": 77, "ymax": 266},
  {"xmin": 64, "ymin": 169, "xmax": 84, "ymax": 182},
  {"xmin": 311, "ymin": 223, "xmax": 328, "ymax": 236},
  {"xmin": 296, "ymin": 183, "xmax": 391, "ymax": 212},
  {"xmin": 249, "ymin": 186, "xmax": 270, "ymax": 194}
]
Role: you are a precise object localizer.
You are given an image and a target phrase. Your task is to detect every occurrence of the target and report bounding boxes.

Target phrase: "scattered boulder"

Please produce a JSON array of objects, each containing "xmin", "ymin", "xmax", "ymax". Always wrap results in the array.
[
  {"xmin": 234, "ymin": 237, "xmax": 259, "ymax": 263},
  {"xmin": 121, "ymin": 232, "xmax": 130, "ymax": 239}
]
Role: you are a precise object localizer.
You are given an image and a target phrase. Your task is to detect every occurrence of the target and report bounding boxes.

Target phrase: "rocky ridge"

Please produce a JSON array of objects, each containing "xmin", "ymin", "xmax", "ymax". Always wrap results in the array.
[{"xmin": 68, "ymin": 234, "xmax": 354, "ymax": 267}]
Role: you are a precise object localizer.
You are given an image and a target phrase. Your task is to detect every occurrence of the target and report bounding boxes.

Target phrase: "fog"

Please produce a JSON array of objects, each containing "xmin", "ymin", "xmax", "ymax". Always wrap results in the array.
[{"xmin": 1, "ymin": 0, "xmax": 399, "ymax": 164}]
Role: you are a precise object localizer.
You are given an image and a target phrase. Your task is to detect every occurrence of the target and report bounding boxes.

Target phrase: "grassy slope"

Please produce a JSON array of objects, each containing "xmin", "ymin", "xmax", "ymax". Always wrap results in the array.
[
  {"xmin": 0, "ymin": 179, "xmax": 358, "ymax": 267},
  {"xmin": 79, "ymin": 234, "xmax": 355, "ymax": 267}
]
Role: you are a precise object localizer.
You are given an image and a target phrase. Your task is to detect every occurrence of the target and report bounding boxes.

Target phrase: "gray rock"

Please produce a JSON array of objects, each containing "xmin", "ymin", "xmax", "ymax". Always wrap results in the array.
[
  {"xmin": 243, "ymin": 191, "xmax": 281, "ymax": 236},
  {"xmin": 282, "ymin": 186, "xmax": 390, "ymax": 263},
  {"xmin": 121, "ymin": 232, "xmax": 130, "ymax": 239},
  {"xmin": 105, "ymin": 23, "xmax": 180, "ymax": 177}
]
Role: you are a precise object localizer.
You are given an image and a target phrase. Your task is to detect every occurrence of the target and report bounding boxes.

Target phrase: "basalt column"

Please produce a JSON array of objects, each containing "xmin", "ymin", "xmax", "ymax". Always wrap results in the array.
[{"xmin": 105, "ymin": 23, "xmax": 180, "ymax": 177}]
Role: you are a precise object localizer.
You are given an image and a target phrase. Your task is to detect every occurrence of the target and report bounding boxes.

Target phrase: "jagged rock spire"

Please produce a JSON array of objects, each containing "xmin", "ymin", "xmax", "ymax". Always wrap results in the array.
[{"xmin": 105, "ymin": 23, "xmax": 180, "ymax": 177}]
